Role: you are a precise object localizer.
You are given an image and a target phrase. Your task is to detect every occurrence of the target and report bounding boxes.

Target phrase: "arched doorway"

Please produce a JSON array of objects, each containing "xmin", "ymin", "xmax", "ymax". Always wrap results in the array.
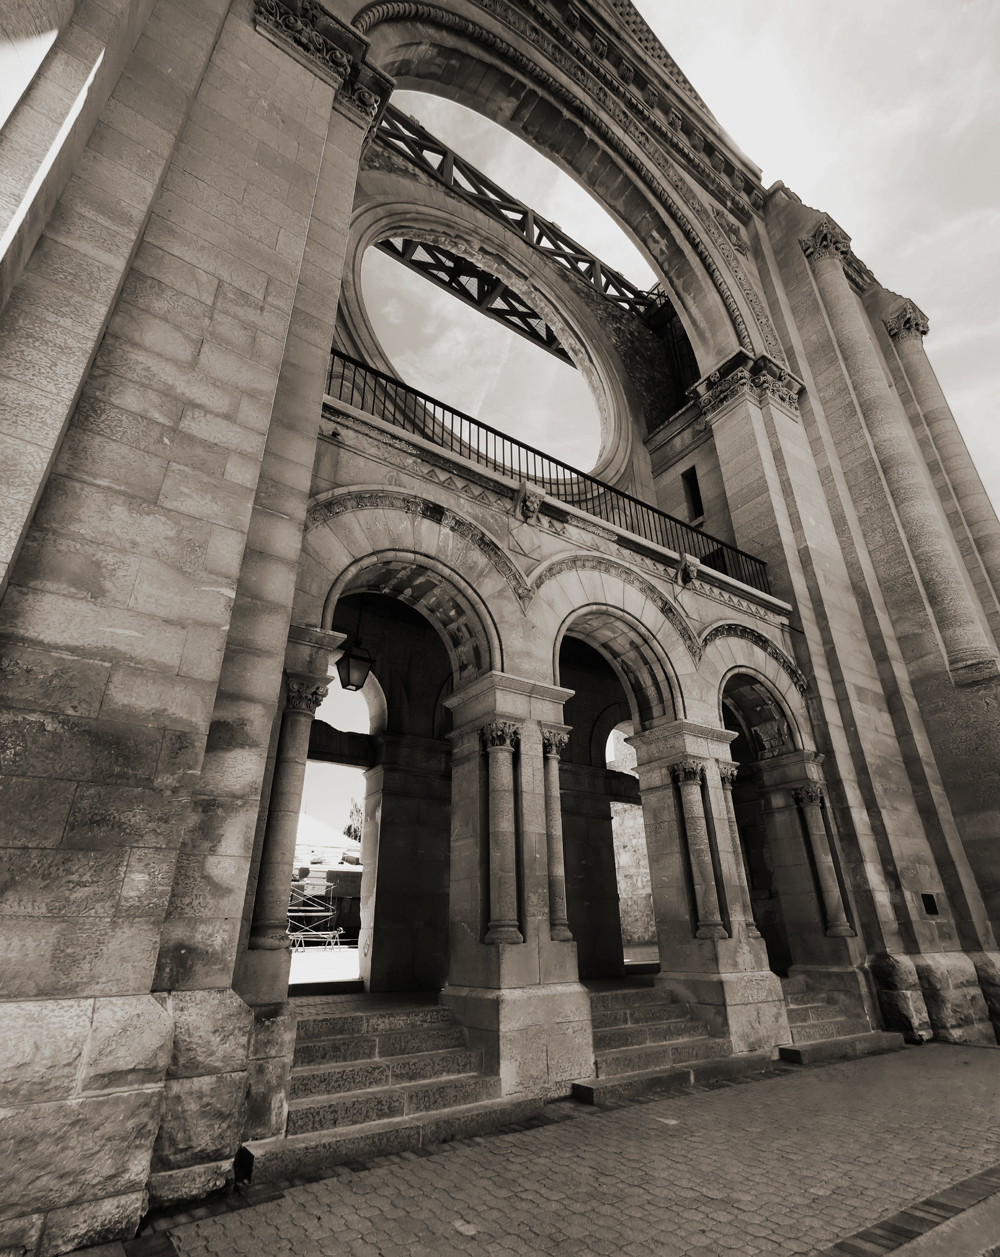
[{"xmin": 721, "ymin": 672, "xmax": 853, "ymax": 976}]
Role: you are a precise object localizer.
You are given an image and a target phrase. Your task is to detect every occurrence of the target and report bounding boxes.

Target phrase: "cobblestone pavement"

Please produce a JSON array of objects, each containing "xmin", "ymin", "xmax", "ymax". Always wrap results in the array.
[{"xmin": 169, "ymin": 1045, "xmax": 999, "ymax": 1257}]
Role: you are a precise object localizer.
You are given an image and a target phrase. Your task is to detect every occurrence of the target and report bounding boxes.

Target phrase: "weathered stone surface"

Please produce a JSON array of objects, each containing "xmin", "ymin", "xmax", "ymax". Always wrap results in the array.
[
  {"xmin": 147, "ymin": 1160, "xmax": 233, "ymax": 1209},
  {"xmin": 0, "ymin": 998, "xmax": 92, "ymax": 1104},
  {"xmin": 249, "ymin": 1008, "xmax": 296, "ymax": 1061},
  {"xmin": 80, "ymin": 995, "xmax": 174, "ymax": 1092},
  {"xmin": 0, "ymin": 1211, "xmax": 44, "ymax": 1253},
  {"xmin": 0, "ymin": 1091, "xmax": 162, "ymax": 1221},
  {"xmin": 243, "ymin": 1055, "xmax": 291, "ymax": 1141},
  {"xmin": 165, "ymin": 988, "xmax": 253, "ymax": 1078},
  {"xmin": 151, "ymin": 1071, "xmax": 247, "ymax": 1171},
  {"xmin": 38, "ymin": 1189, "xmax": 146, "ymax": 1257}
]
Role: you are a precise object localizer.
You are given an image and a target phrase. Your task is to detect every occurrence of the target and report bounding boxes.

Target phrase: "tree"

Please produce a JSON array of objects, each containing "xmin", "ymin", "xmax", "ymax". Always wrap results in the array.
[{"xmin": 344, "ymin": 799, "xmax": 363, "ymax": 843}]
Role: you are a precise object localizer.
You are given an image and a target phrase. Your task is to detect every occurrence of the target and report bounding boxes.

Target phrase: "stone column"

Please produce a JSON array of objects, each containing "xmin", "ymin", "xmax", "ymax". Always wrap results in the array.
[
  {"xmin": 801, "ymin": 218, "xmax": 998, "ymax": 684},
  {"xmin": 541, "ymin": 729, "xmax": 573, "ymax": 942},
  {"xmin": 792, "ymin": 785, "xmax": 855, "ymax": 938},
  {"xmin": 482, "ymin": 720, "xmax": 524, "ymax": 945},
  {"xmin": 718, "ymin": 764, "xmax": 761, "ymax": 939},
  {"xmin": 672, "ymin": 760, "xmax": 728, "ymax": 940},
  {"xmin": 244, "ymin": 626, "xmax": 345, "ymax": 1005},
  {"xmin": 884, "ymin": 299, "xmax": 1000, "ymax": 608}
]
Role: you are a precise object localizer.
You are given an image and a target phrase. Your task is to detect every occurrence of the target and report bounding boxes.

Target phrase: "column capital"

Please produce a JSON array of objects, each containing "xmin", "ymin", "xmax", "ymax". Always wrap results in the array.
[
  {"xmin": 671, "ymin": 759, "xmax": 706, "ymax": 784},
  {"xmin": 800, "ymin": 215, "xmax": 851, "ymax": 264},
  {"xmin": 691, "ymin": 350, "xmax": 803, "ymax": 420},
  {"xmin": 285, "ymin": 677, "xmax": 328, "ymax": 714},
  {"xmin": 792, "ymin": 784, "xmax": 825, "ymax": 808},
  {"xmin": 718, "ymin": 762, "xmax": 740, "ymax": 788},
  {"xmin": 884, "ymin": 298, "xmax": 929, "ymax": 342},
  {"xmin": 541, "ymin": 728, "xmax": 570, "ymax": 758},
  {"xmin": 481, "ymin": 720, "xmax": 520, "ymax": 751}
]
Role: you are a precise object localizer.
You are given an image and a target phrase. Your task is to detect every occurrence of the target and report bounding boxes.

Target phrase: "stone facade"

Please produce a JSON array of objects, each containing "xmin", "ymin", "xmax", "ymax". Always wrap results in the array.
[{"xmin": 0, "ymin": 0, "xmax": 998, "ymax": 1251}]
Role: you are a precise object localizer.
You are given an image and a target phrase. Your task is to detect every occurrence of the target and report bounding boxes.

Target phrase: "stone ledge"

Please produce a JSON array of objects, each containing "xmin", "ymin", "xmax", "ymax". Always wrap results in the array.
[
  {"xmin": 778, "ymin": 1030, "xmax": 905, "ymax": 1066},
  {"xmin": 572, "ymin": 1048, "xmax": 775, "ymax": 1105}
]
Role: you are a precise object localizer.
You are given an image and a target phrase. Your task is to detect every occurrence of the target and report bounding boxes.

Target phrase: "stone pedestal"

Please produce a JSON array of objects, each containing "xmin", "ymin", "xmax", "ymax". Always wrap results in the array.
[
  {"xmin": 629, "ymin": 721, "xmax": 789, "ymax": 1053},
  {"xmin": 441, "ymin": 672, "xmax": 595, "ymax": 1093}
]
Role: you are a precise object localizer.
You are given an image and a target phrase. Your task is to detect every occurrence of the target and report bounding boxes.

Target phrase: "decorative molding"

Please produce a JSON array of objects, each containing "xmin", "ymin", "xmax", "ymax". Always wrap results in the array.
[
  {"xmin": 712, "ymin": 208, "xmax": 748, "ymax": 256},
  {"xmin": 285, "ymin": 679, "xmax": 329, "ymax": 713},
  {"xmin": 800, "ymin": 216, "xmax": 851, "ymax": 264},
  {"xmin": 542, "ymin": 729, "xmax": 570, "ymax": 757},
  {"xmin": 481, "ymin": 720, "xmax": 520, "ymax": 750},
  {"xmin": 718, "ymin": 762, "xmax": 739, "ymax": 788},
  {"xmin": 350, "ymin": 1, "xmax": 772, "ymax": 356},
  {"xmin": 793, "ymin": 784, "xmax": 824, "ymax": 807},
  {"xmin": 700, "ymin": 622, "xmax": 809, "ymax": 695},
  {"xmin": 696, "ymin": 353, "xmax": 802, "ymax": 419},
  {"xmin": 671, "ymin": 759, "xmax": 705, "ymax": 783},
  {"xmin": 254, "ymin": 0, "xmax": 353, "ymax": 89},
  {"xmin": 885, "ymin": 299, "xmax": 929, "ymax": 342},
  {"xmin": 307, "ymin": 490, "xmax": 532, "ymax": 606},
  {"xmin": 530, "ymin": 554, "xmax": 703, "ymax": 660}
]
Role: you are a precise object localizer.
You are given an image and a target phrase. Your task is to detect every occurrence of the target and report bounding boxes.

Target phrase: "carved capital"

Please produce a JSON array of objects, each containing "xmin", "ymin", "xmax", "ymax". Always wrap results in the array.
[
  {"xmin": 481, "ymin": 720, "xmax": 520, "ymax": 751},
  {"xmin": 885, "ymin": 299, "xmax": 929, "ymax": 342},
  {"xmin": 718, "ymin": 763, "xmax": 740, "ymax": 788},
  {"xmin": 800, "ymin": 216, "xmax": 851, "ymax": 264},
  {"xmin": 542, "ymin": 729, "xmax": 570, "ymax": 758},
  {"xmin": 697, "ymin": 354, "xmax": 802, "ymax": 420},
  {"xmin": 793, "ymin": 785, "xmax": 824, "ymax": 808},
  {"xmin": 254, "ymin": 0, "xmax": 352, "ymax": 89},
  {"xmin": 671, "ymin": 759, "xmax": 705, "ymax": 784},
  {"xmin": 285, "ymin": 679, "xmax": 328, "ymax": 714}
]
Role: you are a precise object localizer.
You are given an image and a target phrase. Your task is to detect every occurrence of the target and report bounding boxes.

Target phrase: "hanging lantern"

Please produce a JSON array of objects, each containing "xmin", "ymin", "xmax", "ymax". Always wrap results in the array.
[{"xmin": 336, "ymin": 640, "xmax": 374, "ymax": 692}]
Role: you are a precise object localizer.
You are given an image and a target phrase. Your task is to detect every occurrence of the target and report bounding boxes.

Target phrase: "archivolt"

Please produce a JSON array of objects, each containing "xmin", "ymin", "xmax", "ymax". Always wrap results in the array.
[
  {"xmin": 307, "ymin": 489, "xmax": 531, "ymax": 607},
  {"xmin": 530, "ymin": 554, "xmax": 702, "ymax": 661},
  {"xmin": 352, "ymin": 0, "xmax": 781, "ymax": 361},
  {"xmin": 700, "ymin": 622, "xmax": 809, "ymax": 695}
]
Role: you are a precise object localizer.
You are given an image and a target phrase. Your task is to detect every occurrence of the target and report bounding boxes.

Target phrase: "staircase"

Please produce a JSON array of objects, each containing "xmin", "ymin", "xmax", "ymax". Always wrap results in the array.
[
  {"xmin": 572, "ymin": 979, "xmax": 771, "ymax": 1105},
  {"xmin": 243, "ymin": 993, "xmax": 544, "ymax": 1181},
  {"xmin": 778, "ymin": 974, "xmax": 904, "ymax": 1064}
]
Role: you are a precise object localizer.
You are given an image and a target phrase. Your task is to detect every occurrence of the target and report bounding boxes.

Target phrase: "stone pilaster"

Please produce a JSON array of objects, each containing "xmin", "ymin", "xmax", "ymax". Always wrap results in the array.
[
  {"xmin": 801, "ymin": 217, "xmax": 999, "ymax": 686},
  {"xmin": 442, "ymin": 672, "xmax": 593, "ymax": 1097},
  {"xmin": 791, "ymin": 785, "xmax": 855, "ymax": 938},
  {"xmin": 628, "ymin": 721, "xmax": 788, "ymax": 1054}
]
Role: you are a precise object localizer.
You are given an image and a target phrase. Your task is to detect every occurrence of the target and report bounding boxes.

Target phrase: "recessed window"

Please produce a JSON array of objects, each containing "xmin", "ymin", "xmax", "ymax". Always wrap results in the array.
[
  {"xmin": 921, "ymin": 893, "xmax": 939, "ymax": 916},
  {"xmin": 681, "ymin": 465, "xmax": 703, "ymax": 520}
]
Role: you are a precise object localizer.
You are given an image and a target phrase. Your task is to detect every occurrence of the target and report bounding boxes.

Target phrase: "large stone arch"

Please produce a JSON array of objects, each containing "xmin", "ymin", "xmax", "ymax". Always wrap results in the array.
[
  {"xmin": 349, "ymin": 0, "xmax": 784, "ymax": 369},
  {"xmin": 298, "ymin": 488, "xmax": 525, "ymax": 683}
]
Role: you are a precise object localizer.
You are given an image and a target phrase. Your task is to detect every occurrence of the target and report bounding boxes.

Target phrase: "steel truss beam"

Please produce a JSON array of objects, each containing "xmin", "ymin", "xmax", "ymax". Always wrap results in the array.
[
  {"xmin": 376, "ymin": 105, "xmax": 654, "ymax": 318},
  {"xmin": 374, "ymin": 236, "xmax": 574, "ymax": 364}
]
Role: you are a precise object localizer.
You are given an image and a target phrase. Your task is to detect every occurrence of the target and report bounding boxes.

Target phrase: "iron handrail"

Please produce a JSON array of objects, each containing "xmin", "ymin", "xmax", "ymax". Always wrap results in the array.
[{"xmin": 325, "ymin": 351, "xmax": 770, "ymax": 595}]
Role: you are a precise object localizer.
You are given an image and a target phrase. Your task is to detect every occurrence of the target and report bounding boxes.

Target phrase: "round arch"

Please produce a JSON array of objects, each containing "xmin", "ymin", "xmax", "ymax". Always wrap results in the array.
[{"xmin": 351, "ymin": 4, "xmax": 782, "ymax": 367}]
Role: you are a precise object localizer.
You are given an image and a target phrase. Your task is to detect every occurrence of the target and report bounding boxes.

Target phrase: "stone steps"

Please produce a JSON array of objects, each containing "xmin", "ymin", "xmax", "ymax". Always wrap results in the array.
[
  {"xmin": 596, "ymin": 1034, "xmax": 732, "ymax": 1078},
  {"xmin": 573, "ymin": 1050, "xmax": 776, "ymax": 1106},
  {"xmin": 785, "ymin": 1000, "xmax": 843, "ymax": 1025},
  {"xmin": 593, "ymin": 1017, "xmax": 710, "ymax": 1053},
  {"xmin": 293, "ymin": 1022, "xmax": 467, "ymax": 1067},
  {"xmin": 244, "ymin": 1094, "xmax": 546, "ymax": 1183},
  {"xmin": 290, "ymin": 1046, "xmax": 482, "ymax": 1099},
  {"xmin": 789, "ymin": 1015, "xmax": 873, "ymax": 1044},
  {"xmin": 778, "ymin": 1031, "xmax": 905, "ymax": 1066},
  {"xmin": 287, "ymin": 1073, "xmax": 501, "ymax": 1136},
  {"xmin": 587, "ymin": 985, "xmax": 676, "ymax": 1012},
  {"xmin": 295, "ymin": 1005, "xmax": 454, "ymax": 1041}
]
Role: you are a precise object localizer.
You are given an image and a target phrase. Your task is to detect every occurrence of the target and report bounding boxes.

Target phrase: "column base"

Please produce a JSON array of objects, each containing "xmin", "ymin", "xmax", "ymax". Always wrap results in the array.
[
  {"xmin": 695, "ymin": 924, "xmax": 729, "ymax": 940},
  {"xmin": 550, "ymin": 925, "xmax": 574, "ymax": 942},
  {"xmin": 825, "ymin": 924, "xmax": 857, "ymax": 938},
  {"xmin": 949, "ymin": 656, "xmax": 1000, "ymax": 687},
  {"xmin": 442, "ymin": 982, "xmax": 595, "ymax": 1095},
  {"xmin": 485, "ymin": 923, "xmax": 524, "ymax": 944}
]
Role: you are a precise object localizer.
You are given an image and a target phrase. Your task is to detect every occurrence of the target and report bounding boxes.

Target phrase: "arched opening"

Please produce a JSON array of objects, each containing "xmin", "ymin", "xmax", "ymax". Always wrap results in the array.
[
  {"xmin": 722, "ymin": 672, "xmax": 827, "ymax": 977},
  {"xmin": 557, "ymin": 635, "xmax": 657, "ymax": 978},
  {"xmin": 314, "ymin": 590, "xmax": 456, "ymax": 992}
]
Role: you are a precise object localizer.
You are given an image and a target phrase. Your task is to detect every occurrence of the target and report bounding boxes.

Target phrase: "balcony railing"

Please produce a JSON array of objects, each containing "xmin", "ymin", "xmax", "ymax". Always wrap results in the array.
[{"xmin": 325, "ymin": 352, "xmax": 770, "ymax": 596}]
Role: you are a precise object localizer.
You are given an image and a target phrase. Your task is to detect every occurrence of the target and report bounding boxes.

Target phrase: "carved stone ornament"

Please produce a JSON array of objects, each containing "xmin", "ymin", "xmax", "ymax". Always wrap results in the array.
[
  {"xmin": 688, "ymin": 130, "xmax": 705, "ymax": 153},
  {"xmin": 592, "ymin": 33, "xmax": 607, "ymax": 57},
  {"xmin": 667, "ymin": 108, "xmax": 683, "ymax": 130},
  {"xmin": 885, "ymin": 299, "xmax": 929, "ymax": 342},
  {"xmin": 254, "ymin": 0, "xmax": 353, "ymax": 89},
  {"xmin": 671, "ymin": 759, "xmax": 705, "ymax": 784},
  {"xmin": 645, "ymin": 86, "xmax": 660, "ymax": 109},
  {"xmin": 793, "ymin": 784, "xmax": 824, "ymax": 807},
  {"xmin": 718, "ymin": 762, "xmax": 740, "ymax": 788},
  {"xmin": 349, "ymin": 85, "xmax": 380, "ymax": 119},
  {"xmin": 482, "ymin": 720, "xmax": 520, "ymax": 751},
  {"xmin": 619, "ymin": 63, "xmax": 634, "ymax": 86},
  {"xmin": 800, "ymin": 216, "xmax": 851, "ymax": 263},
  {"xmin": 677, "ymin": 555, "xmax": 700, "ymax": 587},
  {"xmin": 542, "ymin": 729, "xmax": 570, "ymax": 757},
  {"xmin": 286, "ymin": 679, "xmax": 329, "ymax": 713},
  {"xmin": 565, "ymin": 6, "xmax": 580, "ymax": 31},
  {"xmin": 697, "ymin": 353, "xmax": 802, "ymax": 419},
  {"xmin": 710, "ymin": 152, "xmax": 724, "ymax": 173}
]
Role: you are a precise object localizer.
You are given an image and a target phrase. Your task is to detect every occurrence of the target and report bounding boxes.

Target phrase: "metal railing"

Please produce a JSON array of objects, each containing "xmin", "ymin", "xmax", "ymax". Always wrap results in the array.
[{"xmin": 326, "ymin": 352, "xmax": 770, "ymax": 595}]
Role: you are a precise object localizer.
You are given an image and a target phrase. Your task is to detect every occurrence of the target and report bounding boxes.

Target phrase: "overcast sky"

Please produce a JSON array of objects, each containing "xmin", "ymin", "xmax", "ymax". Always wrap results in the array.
[{"xmin": 364, "ymin": 2, "xmax": 998, "ymax": 501}]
